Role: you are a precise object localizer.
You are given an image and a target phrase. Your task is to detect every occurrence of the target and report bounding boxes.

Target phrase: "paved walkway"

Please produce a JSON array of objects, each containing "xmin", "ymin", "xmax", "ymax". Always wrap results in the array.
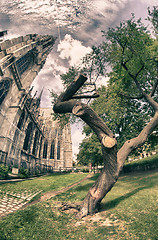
[
  {"xmin": 0, "ymin": 190, "xmax": 42, "ymax": 218},
  {"xmin": 0, "ymin": 174, "xmax": 92, "ymax": 218}
]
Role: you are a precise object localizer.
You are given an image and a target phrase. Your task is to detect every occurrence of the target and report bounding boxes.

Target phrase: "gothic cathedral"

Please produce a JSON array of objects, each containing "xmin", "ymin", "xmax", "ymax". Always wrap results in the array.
[{"xmin": 0, "ymin": 34, "xmax": 73, "ymax": 175}]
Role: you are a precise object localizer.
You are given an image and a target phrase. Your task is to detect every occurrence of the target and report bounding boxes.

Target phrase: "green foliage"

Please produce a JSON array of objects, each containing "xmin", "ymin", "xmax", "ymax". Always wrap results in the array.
[
  {"xmin": 82, "ymin": 45, "xmax": 108, "ymax": 81},
  {"xmin": 147, "ymin": 6, "xmax": 158, "ymax": 36},
  {"xmin": 60, "ymin": 66, "xmax": 80, "ymax": 87},
  {"xmin": 123, "ymin": 154, "xmax": 158, "ymax": 173},
  {"xmin": 147, "ymin": 128, "xmax": 158, "ymax": 151},
  {"xmin": 0, "ymin": 164, "xmax": 9, "ymax": 180},
  {"xmin": 103, "ymin": 15, "xmax": 157, "ymax": 101},
  {"xmin": 77, "ymin": 134, "xmax": 103, "ymax": 166},
  {"xmin": 82, "ymin": 168, "xmax": 89, "ymax": 173},
  {"xmin": 90, "ymin": 86, "xmax": 150, "ymax": 149},
  {"xmin": 77, "ymin": 8, "xmax": 158, "ymax": 163},
  {"xmin": 18, "ymin": 167, "xmax": 29, "ymax": 179}
]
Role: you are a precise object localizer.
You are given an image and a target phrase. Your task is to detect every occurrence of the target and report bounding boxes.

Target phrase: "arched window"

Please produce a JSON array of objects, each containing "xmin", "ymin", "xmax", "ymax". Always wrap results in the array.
[
  {"xmin": 10, "ymin": 129, "xmax": 20, "ymax": 155},
  {"xmin": 57, "ymin": 140, "xmax": 60, "ymax": 160},
  {"xmin": 23, "ymin": 122, "xmax": 33, "ymax": 151},
  {"xmin": 16, "ymin": 52, "xmax": 32, "ymax": 76},
  {"xmin": 32, "ymin": 131, "xmax": 39, "ymax": 156},
  {"xmin": 13, "ymin": 129, "xmax": 20, "ymax": 142},
  {"xmin": 50, "ymin": 140, "xmax": 55, "ymax": 159},
  {"xmin": 0, "ymin": 79, "xmax": 11, "ymax": 106},
  {"xmin": 38, "ymin": 137, "xmax": 43, "ymax": 158},
  {"xmin": 17, "ymin": 110, "xmax": 25, "ymax": 130},
  {"xmin": 43, "ymin": 140, "xmax": 48, "ymax": 159}
]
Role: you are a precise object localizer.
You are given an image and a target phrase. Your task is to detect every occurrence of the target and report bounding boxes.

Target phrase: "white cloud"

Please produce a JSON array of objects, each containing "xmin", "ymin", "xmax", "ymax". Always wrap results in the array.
[
  {"xmin": 31, "ymin": 50, "xmax": 68, "ymax": 107},
  {"xmin": 57, "ymin": 34, "xmax": 92, "ymax": 66},
  {"xmin": 140, "ymin": 0, "xmax": 157, "ymax": 4}
]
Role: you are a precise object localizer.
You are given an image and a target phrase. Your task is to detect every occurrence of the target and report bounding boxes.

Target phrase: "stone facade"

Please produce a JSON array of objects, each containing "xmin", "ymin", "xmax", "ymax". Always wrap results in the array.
[{"xmin": 0, "ymin": 34, "xmax": 73, "ymax": 174}]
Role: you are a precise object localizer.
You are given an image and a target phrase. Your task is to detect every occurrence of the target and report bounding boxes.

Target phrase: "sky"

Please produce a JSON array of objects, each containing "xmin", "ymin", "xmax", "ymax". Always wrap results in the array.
[{"xmin": 0, "ymin": 0, "xmax": 156, "ymax": 159}]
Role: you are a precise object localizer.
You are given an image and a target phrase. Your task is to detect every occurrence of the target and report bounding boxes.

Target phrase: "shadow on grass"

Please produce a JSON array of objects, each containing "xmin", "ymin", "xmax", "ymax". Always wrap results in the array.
[
  {"xmin": 119, "ymin": 169, "xmax": 158, "ymax": 181},
  {"xmin": 101, "ymin": 185, "xmax": 153, "ymax": 211},
  {"xmin": 73, "ymin": 172, "xmax": 158, "ymax": 210}
]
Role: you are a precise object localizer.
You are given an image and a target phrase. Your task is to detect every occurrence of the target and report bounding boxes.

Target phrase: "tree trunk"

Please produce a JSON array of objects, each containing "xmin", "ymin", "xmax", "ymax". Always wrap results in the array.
[
  {"xmin": 81, "ymin": 146, "xmax": 118, "ymax": 216},
  {"xmin": 53, "ymin": 74, "xmax": 158, "ymax": 217}
]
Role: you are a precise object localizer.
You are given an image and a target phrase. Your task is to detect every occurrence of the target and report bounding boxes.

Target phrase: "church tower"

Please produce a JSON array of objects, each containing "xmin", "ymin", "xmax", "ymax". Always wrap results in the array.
[{"xmin": 0, "ymin": 34, "xmax": 73, "ymax": 174}]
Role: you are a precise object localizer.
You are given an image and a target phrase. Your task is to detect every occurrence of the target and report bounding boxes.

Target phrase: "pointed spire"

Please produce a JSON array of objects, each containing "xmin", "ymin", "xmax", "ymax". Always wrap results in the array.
[
  {"xmin": 38, "ymin": 88, "xmax": 44, "ymax": 100},
  {"xmin": 36, "ymin": 88, "xmax": 44, "ymax": 108},
  {"xmin": 33, "ymin": 90, "xmax": 37, "ymax": 98},
  {"xmin": 29, "ymin": 86, "xmax": 34, "ymax": 93}
]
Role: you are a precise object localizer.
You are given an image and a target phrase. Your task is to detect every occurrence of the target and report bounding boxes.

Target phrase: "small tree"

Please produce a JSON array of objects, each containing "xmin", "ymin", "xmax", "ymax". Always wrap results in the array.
[
  {"xmin": 77, "ymin": 134, "xmax": 103, "ymax": 168},
  {"xmin": 53, "ymin": 8, "xmax": 158, "ymax": 217}
]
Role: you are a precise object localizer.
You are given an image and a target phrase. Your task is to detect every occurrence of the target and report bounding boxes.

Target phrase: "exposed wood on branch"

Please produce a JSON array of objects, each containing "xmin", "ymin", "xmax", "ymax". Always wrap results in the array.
[
  {"xmin": 72, "ymin": 104, "xmax": 85, "ymax": 116},
  {"xmin": 102, "ymin": 135, "xmax": 116, "ymax": 148}
]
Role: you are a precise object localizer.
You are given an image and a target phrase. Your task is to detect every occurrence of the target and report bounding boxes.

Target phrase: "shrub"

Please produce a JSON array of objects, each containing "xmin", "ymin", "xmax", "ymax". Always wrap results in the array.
[
  {"xmin": 0, "ymin": 164, "xmax": 9, "ymax": 180},
  {"xmin": 123, "ymin": 154, "xmax": 158, "ymax": 173},
  {"xmin": 35, "ymin": 169, "xmax": 40, "ymax": 176},
  {"xmin": 18, "ymin": 167, "xmax": 29, "ymax": 179},
  {"xmin": 82, "ymin": 168, "xmax": 89, "ymax": 173}
]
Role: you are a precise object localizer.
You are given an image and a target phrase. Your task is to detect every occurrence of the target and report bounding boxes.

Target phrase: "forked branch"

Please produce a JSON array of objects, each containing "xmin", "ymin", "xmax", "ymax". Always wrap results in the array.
[{"xmin": 53, "ymin": 74, "xmax": 116, "ymax": 147}]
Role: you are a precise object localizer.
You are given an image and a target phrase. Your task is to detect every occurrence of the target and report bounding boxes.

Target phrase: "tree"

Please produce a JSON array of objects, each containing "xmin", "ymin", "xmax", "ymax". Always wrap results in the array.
[
  {"xmin": 53, "ymin": 8, "xmax": 158, "ymax": 217},
  {"xmin": 78, "ymin": 82, "xmax": 157, "ymax": 164},
  {"xmin": 77, "ymin": 133, "xmax": 103, "ymax": 167}
]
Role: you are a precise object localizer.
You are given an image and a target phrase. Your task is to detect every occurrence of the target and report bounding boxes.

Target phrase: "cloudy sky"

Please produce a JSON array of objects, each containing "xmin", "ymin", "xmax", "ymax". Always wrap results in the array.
[{"xmin": 0, "ymin": 0, "xmax": 156, "ymax": 158}]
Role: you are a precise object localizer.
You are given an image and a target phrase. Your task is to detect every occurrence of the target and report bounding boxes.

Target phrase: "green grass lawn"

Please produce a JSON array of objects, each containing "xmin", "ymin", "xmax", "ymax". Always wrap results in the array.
[
  {"xmin": 0, "ymin": 171, "xmax": 157, "ymax": 240},
  {"xmin": 0, "ymin": 173, "xmax": 88, "ymax": 196},
  {"xmin": 123, "ymin": 154, "xmax": 158, "ymax": 173}
]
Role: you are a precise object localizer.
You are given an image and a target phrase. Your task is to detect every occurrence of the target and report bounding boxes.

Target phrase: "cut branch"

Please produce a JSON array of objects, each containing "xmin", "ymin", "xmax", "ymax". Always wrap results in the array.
[
  {"xmin": 58, "ymin": 74, "xmax": 87, "ymax": 102},
  {"xmin": 54, "ymin": 75, "xmax": 115, "ymax": 142},
  {"xmin": 102, "ymin": 135, "xmax": 116, "ymax": 148},
  {"xmin": 71, "ymin": 93, "xmax": 100, "ymax": 99},
  {"xmin": 71, "ymin": 102, "xmax": 115, "ymax": 142}
]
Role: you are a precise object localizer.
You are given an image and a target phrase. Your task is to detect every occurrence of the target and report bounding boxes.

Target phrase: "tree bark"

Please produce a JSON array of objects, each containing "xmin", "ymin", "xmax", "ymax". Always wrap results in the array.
[{"xmin": 53, "ymin": 74, "xmax": 158, "ymax": 217}]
